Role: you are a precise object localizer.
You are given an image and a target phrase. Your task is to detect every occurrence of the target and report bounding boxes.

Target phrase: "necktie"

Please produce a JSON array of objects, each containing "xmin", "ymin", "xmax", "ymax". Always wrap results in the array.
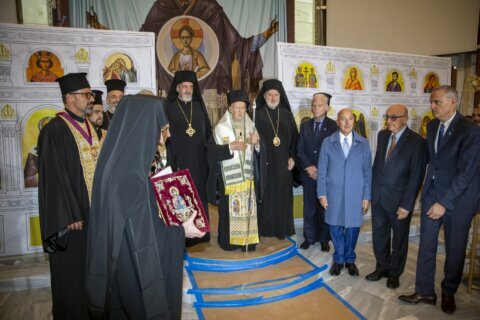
[
  {"xmin": 437, "ymin": 123, "xmax": 445, "ymax": 152},
  {"xmin": 314, "ymin": 122, "xmax": 321, "ymax": 135},
  {"xmin": 385, "ymin": 134, "xmax": 396, "ymax": 161},
  {"xmin": 342, "ymin": 137, "xmax": 350, "ymax": 158}
]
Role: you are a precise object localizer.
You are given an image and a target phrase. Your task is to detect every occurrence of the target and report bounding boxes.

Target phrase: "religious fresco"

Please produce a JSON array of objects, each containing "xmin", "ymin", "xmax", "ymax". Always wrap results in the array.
[
  {"xmin": 419, "ymin": 110, "xmax": 434, "ymax": 138},
  {"xmin": 22, "ymin": 108, "xmax": 58, "ymax": 188},
  {"xmin": 157, "ymin": 16, "xmax": 218, "ymax": 80},
  {"xmin": 102, "ymin": 52, "xmax": 138, "ymax": 82},
  {"xmin": 385, "ymin": 69, "xmax": 404, "ymax": 92},
  {"xmin": 293, "ymin": 106, "xmax": 313, "ymax": 129},
  {"xmin": 423, "ymin": 72, "xmax": 440, "ymax": 93},
  {"xmin": 26, "ymin": 50, "xmax": 64, "ymax": 82},
  {"xmin": 294, "ymin": 62, "xmax": 318, "ymax": 88},
  {"xmin": 343, "ymin": 66, "xmax": 364, "ymax": 90},
  {"xmin": 351, "ymin": 109, "xmax": 369, "ymax": 138}
]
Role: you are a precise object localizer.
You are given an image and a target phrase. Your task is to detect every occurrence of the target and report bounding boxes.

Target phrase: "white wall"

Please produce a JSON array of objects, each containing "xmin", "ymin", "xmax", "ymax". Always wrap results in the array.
[{"xmin": 327, "ymin": 0, "xmax": 479, "ymax": 55}]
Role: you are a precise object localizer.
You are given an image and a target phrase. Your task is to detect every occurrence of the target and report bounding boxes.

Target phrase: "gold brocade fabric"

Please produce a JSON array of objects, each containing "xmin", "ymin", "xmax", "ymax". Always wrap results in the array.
[
  {"xmin": 228, "ymin": 179, "xmax": 259, "ymax": 246},
  {"xmin": 59, "ymin": 116, "xmax": 104, "ymax": 203}
]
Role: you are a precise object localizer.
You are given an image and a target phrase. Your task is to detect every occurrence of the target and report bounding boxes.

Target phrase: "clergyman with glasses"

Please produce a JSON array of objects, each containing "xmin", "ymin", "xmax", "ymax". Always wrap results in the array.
[
  {"xmin": 366, "ymin": 104, "xmax": 427, "ymax": 289},
  {"xmin": 37, "ymin": 72, "xmax": 103, "ymax": 319}
]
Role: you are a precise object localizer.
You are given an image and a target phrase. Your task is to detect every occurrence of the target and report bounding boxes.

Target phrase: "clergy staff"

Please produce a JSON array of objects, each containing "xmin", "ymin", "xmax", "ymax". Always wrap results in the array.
[
  {"xmin": 85, "ymin": 95, "xmax": 204, "ymax": 319},
  {"xmin": 101, "ymin": 78, "xmax": 126, "ymax": 130},
  {"xmin": 38, "ymin": 72, "xmax": 103, "ymax": 319},
  {"xmin": 206, "ymin": 90, "xmax": 266, "ymax": 251},
  {"xmin": 254, "ymin": 79, "xmax": 299, "ymax": 240},
  {"xmin": 165, "ymin": 70, "xmax": 212, "ymax": 246}
]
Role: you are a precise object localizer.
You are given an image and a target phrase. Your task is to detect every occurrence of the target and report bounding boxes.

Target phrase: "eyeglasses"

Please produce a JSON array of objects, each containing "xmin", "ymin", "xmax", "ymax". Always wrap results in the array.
[
  {"xmin": 383, "ymin": 114, "xmax": 406, "ymax": 121},
  {"xmin": 70, "ymin": 92, "xmax": 96, "ymax": 99}
]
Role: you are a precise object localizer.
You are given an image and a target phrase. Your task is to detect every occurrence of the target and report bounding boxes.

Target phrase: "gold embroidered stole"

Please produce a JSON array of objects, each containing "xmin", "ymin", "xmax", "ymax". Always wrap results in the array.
[{"xmin": 59, "ymin": 115, "xmax": 103, "ymax": 202}]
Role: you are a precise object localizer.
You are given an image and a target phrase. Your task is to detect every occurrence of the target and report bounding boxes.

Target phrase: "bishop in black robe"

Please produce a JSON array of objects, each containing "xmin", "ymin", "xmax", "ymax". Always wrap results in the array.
[
  {"xmin": 166, "ymin": 70, "xmax": 212, "ymax": 245},
  {"xmin": 254, "ymin": 79, "xmax": 299, "ymax": 239}
]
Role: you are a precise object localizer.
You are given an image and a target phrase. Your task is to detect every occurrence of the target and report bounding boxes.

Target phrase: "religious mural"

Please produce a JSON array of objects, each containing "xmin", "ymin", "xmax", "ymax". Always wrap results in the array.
[
  {"xmin": 385, "ymin": 69, "xmax": 404, "ymax": 92},
  {"xmin": 423, "ymin": 72, "xmax": 440, "ymax": 93},
  {"xmin": 351, "ymin": 109, "xmax": 368, "ymax": 138},
  {"xmin": 419, "ymin": 110, "xmax": 434, "ymax": 138},
  {"xmin": 26, "ymin": 50, "xmax": 64, "ymax": 82},
  {"xmin": 103, "ymin": 52, "xmax": 138, "ymax": 82},
  {"xmin": 22, "ymin": 108, "xmax": 58, "ymax": 188},
  {"xmin": 343, "ymin": 66, "xmax": 364, "ymax": 90},
  {"xmin": 294, "ymin": 62, "xmax": 318, "ymax": 89}
]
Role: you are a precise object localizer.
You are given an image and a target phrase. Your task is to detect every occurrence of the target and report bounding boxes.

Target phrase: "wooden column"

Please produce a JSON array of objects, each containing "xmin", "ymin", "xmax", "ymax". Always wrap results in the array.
[
  {"xmin": 475, "ymin": 9, "xmax": 480, "ymax": 108},
  {"xmin": 286, "ymin": 0, "xmax": 295, "ymax": 43}
]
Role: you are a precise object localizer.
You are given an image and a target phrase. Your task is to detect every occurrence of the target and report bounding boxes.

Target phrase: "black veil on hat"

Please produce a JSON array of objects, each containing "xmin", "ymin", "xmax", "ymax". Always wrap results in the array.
[
  {"xmin": 85, "ymin": 95, "xmax": 180, "ymax": 317},
  {"xmin": 313, "ymin": 92, "xmax": 332, "ymax": 106},
  {"xmin": 227, "ymin": 90, "xmax": 250, "ymax": 108},
  {"xmin": 92, "ymin": 90, "xmax": 103, "ymax": 105},
  {"xmin": 105, "ymin": 79, "xmax": 126, "ymax": 92},
  {"xmin": 255, "ymin": 79, "xmax": 292, "ymax": 111},
  {"xmin": 56, "ymin": 72, "xmax": 90, "ymax": 94}
]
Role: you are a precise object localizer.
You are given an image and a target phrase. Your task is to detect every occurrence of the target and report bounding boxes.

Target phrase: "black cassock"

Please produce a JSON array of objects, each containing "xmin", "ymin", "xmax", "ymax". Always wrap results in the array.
[
  {"xmin": 166, "ymin": 98, "xmax": 212, "ymax": 245},
  {"xmin": 101, "ymin": 110, "xmax": 113, "ymax": 130},
  {"xmin": 254, "ymin": 105, "xmax": 299, "ymax": 239},
  {"xmin": 37, "ymin": 113, "xmax": 90, "ymax": 319},
  {"xmin": 86, "ymin": 96, "xmax": 185, "ymax": 320},
  {"xmin": 206, "ymin": 138, "xmax": 266, "ymax": 251}
]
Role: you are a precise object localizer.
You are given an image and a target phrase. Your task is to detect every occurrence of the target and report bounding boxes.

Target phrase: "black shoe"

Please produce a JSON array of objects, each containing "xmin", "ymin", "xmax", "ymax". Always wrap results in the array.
[
  {"xmin": 300, "ymin": 240, "xmax": 313, "ymax": 250},
  {"xmin": 345, "ymin": 263, "xmax": 359, "ymax": 276},
  {"xmin": 329, "ymin": 263, "xmax": 343, "ymax": 276},
  {"xmin": 365, "ymin": 270, "xmax": 389, "ymax": 281},
  {"xmin": 398, "ymin": 293, "xmax": 437, "ymax": 305},
  {"xmin": 387, "ymin": 276, "xmax": 400, "ymax": 289},
  {"xmin": 320, "ymin": 242, "xmax": 330, "ymax": 252},
  {"xmin": 441, "ymin": 294, "xmax": 456, "ymax": 314}
]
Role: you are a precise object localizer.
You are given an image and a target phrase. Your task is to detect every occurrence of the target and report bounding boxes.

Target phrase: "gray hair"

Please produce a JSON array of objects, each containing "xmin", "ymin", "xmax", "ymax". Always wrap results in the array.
[{"xmin": 432, "ymin": 85, "xmax": 458, "ymax": 104}]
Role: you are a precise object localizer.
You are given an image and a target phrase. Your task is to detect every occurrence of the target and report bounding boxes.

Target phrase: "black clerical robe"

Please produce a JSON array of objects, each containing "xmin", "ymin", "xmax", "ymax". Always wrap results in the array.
[
  {"xmin": 166, "ymin": 98, "xmax": 212, "ymax": 244},
  {"xmin": 101, "ymin": 110, "xmax": 114, "ymax": 130},
  {"xmin": 254, "ymin": 105, "xmax": 299, "ymax": 239},
  {"xmin": 37, "ymin": 113, "xmax": 91, "ymax": 320}
]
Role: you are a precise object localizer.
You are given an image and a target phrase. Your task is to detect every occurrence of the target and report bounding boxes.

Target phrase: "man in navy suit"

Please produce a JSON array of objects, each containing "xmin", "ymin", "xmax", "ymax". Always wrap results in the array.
[
  {"xmin": 297, "ymin": 93, "xmax": 337, "ymax": 250},
  {"xmin": 399, "ymin": 86, "xmax": 480, "ymax": 314},
  {"xmin": 366, "ymin": 104, "xmax": 427, "ymax": 289}
]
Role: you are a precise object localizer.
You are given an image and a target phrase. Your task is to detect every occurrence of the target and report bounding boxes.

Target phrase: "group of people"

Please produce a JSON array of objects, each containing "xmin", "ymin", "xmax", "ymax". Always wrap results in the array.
[
  {"xmin": 296, "ymin": 85, "xmax": 479, "ymax": 316},
  {"xmin": 37, "ymin": 67, "xmax": 479, "ymax": 319}
]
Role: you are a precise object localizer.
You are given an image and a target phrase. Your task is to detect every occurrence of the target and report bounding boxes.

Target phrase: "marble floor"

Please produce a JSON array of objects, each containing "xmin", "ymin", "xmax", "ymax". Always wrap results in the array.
[{"xmin": 1, "ymin": 214, "xmax": 479, "ymax": 320}]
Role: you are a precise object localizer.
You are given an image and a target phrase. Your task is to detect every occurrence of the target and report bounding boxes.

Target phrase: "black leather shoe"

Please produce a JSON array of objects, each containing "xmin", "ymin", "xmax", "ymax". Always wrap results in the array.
[
  {"xmin": 387, "ymin": 276, "xmax": 400, "ymax": 289},
  {"xmin": 441, "ymin": 294, "xmax": 456, "ymax": 314},
  {"xmin": 398, "ymin": 293, "xmax": 437, "ymax": 305},
  {"xmin": 365, "ymin": 270, "xmax": 389, "ymax": 281},
  {"xmin": 320, "ymin": 242, "xmax": 330, "ymax": 252},
  {"xmin": 300, "ymin": 240, "xmax": 313, "ymax": 250},
  {"xmin": 345, "ymin": 263, "xmax": 359, "ymax": 276},
  {"xmin": 329, "ymin": 263, "xmax": 343, "ymax": 276}
]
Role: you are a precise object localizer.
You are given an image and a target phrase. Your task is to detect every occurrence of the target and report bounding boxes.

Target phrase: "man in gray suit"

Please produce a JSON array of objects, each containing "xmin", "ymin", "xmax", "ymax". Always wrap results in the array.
[{"xmin": 366, "ymin": 104, "xmax": 427, "ymax": 289}]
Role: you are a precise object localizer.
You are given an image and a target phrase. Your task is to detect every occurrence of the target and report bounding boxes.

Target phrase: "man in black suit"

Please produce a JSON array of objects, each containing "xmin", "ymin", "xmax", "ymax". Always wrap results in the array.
[
  {"xmin": 366, "ymin": 104, "xmax": 427, "ymax": 289},
  {"xmin": 297, "ymin": 92, "xmax": 337, "ymax": 250},
  {"xmin": 399, "ymin": 86, "xmax": 480, "ymax": 314}
]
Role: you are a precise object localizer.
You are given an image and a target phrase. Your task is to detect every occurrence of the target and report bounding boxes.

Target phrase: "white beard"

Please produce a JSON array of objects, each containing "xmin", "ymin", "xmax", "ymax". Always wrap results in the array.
[
  {"xmin": 179, "ymin": 95, "xmax": 193, "ymax": 103},
  {"xmin": 266, "ymin": 100, "xmax": 279, "ymax": 109}
]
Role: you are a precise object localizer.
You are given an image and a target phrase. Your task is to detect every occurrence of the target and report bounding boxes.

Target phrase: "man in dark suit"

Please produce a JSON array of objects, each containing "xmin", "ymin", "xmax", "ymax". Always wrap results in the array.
[
  {"xmin": 399, "ymin": 86, "xmax": 480, "ymax": 314},
  {"xmin": 366, "ymin": 104, "xmax": 427, "ymax": 289},
  {"xmin": 297, "ymin": 92, "xmax": 337, "ymax": 250}
]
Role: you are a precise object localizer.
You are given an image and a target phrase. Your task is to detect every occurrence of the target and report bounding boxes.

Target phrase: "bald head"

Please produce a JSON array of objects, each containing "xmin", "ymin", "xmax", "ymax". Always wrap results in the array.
[
  {"xmin": 337, "ymin": 108, "xmax": 354, "ymax": 135},
  {"xmin": 385, "ymin": 104, "xmax": 408, "ymax": 133}
]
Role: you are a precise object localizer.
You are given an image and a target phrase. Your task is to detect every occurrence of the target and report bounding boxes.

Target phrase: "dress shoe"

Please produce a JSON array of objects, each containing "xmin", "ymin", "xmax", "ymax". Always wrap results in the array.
[
  {"xmin": 329, "ymin": 263, "xmax": 343, "ymax": 276},
  {"xmin": 386, "ymin": 276, "xmax": 400, "ymax": 289},
  {"xmin": 441, "ymin": 294, "xmax": 456, "ymax": 314},
  {"xmin": 345, "ymin": 263, "xmax": 359, "ymax": 276},
  {"xmin": 398, "ymin": 293, "xmax": 437, "ymax": 305},
  {"xmin": 365, "ymin": 270, "xmax": 389, "ymax": 281},
  {"xmin": 300, "ymin": 240, "xmax": 313, "ymax": 250},
  {"xmin": 320, "ymin": 242, "xmax": 330, "ymax": 252}
]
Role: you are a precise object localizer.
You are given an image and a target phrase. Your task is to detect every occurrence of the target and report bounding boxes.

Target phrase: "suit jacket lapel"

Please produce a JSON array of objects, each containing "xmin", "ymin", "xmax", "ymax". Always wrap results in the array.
[
  {"xmin": 437, "ymin": 113, "xmax": 460, "ymax": 154},
  {"xmin": 427, "ymin": 119, "xmax": 439, "ymax": 158},
  {"xmin": 385, "ymin": 128, "xmax": 410, "ymax": 165}
]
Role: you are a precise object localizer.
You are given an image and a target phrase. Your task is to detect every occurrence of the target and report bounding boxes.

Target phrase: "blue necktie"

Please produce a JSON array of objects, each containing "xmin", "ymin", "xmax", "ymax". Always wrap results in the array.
[
  {"xmin": 314, "ymin": 121, "xmax": 321, "ymax": 135},
  {"xmin": 437, "ymin": 123, "xmax": 445, "ymax": 152},
  {"xmin": 342, "ymin": 137, "xmax": 350, "ymax": 158}
]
